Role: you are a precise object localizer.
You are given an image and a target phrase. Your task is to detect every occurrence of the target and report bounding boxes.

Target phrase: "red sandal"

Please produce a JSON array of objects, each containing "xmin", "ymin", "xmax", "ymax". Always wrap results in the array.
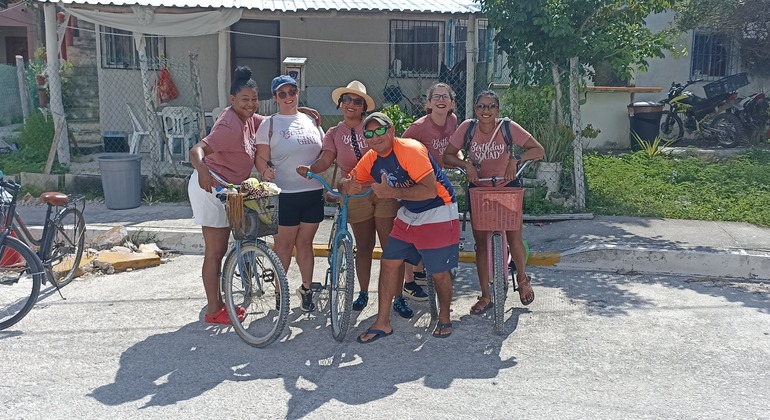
[{"xmin": 204, "ymin": 306, "xmax": 245, "ymax": 325}]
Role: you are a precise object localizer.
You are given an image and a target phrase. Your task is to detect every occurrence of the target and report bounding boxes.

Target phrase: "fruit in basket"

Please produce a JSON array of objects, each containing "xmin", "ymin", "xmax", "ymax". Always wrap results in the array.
[{"xmin": 240, "ymin": 177, "xmax": 281, "ymax": 199}]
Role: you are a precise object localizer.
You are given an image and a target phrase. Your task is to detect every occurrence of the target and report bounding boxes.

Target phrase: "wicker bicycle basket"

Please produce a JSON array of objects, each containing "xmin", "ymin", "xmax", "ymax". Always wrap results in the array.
[
  {"xmin": 225, "ymin": 193, "xmax": 279, "ymax": 240},
  {"xmin": 469, "ymin": 187, "xmax": 524, "ymax": 232}
]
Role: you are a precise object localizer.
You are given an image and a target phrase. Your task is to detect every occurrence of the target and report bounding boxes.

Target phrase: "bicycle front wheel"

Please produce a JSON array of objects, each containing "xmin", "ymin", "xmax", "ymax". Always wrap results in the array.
[
  {"xmin": 222, "ymin": 240, "xmax": 289, "ymax": 348},
  {"xmin": 330, "ymin": 236, "xmax": 354, "ymax": 341},
  {"xmin": 49, "ymin": 207, "xmax": 86, "ymax": 287},
  {"xmin": 426, "ymin": 271, "xmax": 439, "ymax": 319},
  {"xmin": 0, "ymin": 236, "xmax": 44, "ymax": 330},
  {"xmin": 491, "ymin": 232, "xmax": 507, "ymax": 335}
]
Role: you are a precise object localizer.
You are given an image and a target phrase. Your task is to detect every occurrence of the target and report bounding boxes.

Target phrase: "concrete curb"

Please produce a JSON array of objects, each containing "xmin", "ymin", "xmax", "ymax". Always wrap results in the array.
[
  {"xmin": 64, "ymin": 225, "xmax": 770, "ymax": 281},
  {"xmin": 557, "ymin": 244, "xmax": 770, "ymax": 281}
]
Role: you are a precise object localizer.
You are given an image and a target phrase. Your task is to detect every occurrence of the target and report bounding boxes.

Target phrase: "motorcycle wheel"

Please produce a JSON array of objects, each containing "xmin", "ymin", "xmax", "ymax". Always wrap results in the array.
[
  {"xmin": 659, "ymin": 111, "xmax": 684, "ymax": 143},
  {"xmin": 711, "ymin": 113, "xmax": 745, "ymax": 148}
]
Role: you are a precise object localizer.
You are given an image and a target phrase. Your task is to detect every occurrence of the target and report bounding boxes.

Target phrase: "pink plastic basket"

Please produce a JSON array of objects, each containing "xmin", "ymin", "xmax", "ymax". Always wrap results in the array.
[{"xmin": 469, "ymin": 187, "xmax": 524, "ymax": 232}]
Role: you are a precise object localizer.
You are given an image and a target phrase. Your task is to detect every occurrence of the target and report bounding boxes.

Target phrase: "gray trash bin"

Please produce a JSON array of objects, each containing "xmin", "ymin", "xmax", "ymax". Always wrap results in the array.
[{"xmin": 97, "ymin": 153, "xmax": 142, "ymax": 210}]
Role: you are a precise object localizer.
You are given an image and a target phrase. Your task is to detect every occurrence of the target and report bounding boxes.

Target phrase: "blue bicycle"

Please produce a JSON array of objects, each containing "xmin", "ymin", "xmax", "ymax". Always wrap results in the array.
[{"xmin": 304, "ymin": 171, "xmax": 372, "ymax": 341}]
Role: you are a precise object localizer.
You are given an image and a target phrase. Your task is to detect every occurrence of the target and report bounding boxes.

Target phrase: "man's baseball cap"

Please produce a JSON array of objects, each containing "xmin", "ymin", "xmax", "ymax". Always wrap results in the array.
[
  {"xmin": 271, "ymin": 75, "xmax": 298, "ymax": 94},
  {"xmin": 362, "ymin": 112, "xmax": 393, "ymax": 128}
]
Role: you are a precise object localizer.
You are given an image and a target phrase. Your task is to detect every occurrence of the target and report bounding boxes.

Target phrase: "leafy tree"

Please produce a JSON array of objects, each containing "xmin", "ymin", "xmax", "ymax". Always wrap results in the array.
[
  {"xmin": 674, "ymin": 0, "xmax": 770, "ymax": 76},
  {"xmin": 480, "ymin": 0, "xmax": 678, "ymax": 86},
  {"xmin": 478, "ymin": 0, "xmax": 679, "ymax": 209}
]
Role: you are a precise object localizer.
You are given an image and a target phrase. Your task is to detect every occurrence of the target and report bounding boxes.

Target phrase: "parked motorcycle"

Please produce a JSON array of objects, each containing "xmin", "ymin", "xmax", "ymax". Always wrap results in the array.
[
  {"xmin": 658, "ymin": 77, "xmax": 746, "ymax": 148},
  {"xmin": 730, "ymin": 91, "xmax": 769, "ymax": 144}
]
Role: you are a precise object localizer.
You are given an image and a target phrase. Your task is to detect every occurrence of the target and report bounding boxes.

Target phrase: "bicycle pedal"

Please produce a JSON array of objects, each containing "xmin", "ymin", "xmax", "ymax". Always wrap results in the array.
[{"xmin": 309, "ymin": 282, "xmax": 325, "ymax": 292}]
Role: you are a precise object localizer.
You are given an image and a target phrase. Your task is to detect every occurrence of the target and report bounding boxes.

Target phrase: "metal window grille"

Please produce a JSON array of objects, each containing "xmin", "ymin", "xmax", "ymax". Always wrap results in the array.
[
  {"xmin": 691, "ymin": 31, "xmax": 740, "ymax": 80},
  {"xmin": 390, "ymin": 20, "xmax": 443, "ymax": 77},
  {"xmin": 100, "ymin": 26, "xmax": 164, "ymax": 70}
]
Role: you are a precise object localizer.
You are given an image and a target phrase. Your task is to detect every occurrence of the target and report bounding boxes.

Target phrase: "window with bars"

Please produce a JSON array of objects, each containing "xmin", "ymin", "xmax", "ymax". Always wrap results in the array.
[
  {"xmin": 390, "ymin": 20, "xmax": 443, "ymax": 77},
  {"xmin": 691, "ymin": 32, "xmax": 739, "ymax": 79},
  {"xmin": 100, "ymin": 26, "xmax": 165, "ymax": 70},
  {"xmin": 454, "ymin": 21, "xmax": 489, "ymax": 64}
]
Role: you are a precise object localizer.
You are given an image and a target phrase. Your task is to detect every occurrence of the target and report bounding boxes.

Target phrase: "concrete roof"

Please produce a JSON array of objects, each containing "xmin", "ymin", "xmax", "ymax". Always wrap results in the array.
[{"xmin": 55, "ymin": 0, "xmax": 482, "ymax": 14}]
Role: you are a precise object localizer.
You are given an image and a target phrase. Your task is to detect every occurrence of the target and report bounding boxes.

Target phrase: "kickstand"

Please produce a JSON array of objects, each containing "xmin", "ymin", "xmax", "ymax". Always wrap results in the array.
[{"xmin": 46, "ymin": 270, "xmax": 67, "ymax": 301}]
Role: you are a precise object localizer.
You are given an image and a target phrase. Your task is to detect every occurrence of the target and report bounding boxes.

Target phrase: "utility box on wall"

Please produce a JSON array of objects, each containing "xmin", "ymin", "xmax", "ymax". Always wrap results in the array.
[{"xmin": 283, "ymin": 57, "xmax": 307, "ymax": 90}]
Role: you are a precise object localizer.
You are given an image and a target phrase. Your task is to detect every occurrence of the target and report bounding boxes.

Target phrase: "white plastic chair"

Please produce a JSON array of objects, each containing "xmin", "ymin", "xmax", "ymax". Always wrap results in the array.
[
  {"xmin": 126, "ymin": 103, "xmax": 152, "ymax": 156},
  {"xmin": 160, "ymin": 106, "xmax": 196, "ymax": 162}
]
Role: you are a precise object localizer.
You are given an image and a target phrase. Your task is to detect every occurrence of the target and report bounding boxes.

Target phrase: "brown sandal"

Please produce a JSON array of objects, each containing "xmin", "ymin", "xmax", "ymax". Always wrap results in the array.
[
  {"xmin": 470, "ymin": 296, "xmax": 493, "ymax": 315},
  {"xmin": 517, "ymin": 274, "xmax": 535, "ymax": 306}
]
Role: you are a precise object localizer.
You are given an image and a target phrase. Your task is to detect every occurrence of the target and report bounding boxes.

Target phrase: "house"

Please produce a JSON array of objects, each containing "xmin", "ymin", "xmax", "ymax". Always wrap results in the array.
[{"xmin": 32, "ymin": 0, "xmax": 514, "ymax": 160}]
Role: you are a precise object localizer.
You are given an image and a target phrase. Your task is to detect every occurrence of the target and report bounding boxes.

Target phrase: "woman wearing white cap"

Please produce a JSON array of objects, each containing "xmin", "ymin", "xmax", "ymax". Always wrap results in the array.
[
  {"xmin": 256, "ymin": 75, "xmax": 325, "ymax": 313},
  {"xmin": 296, "ymin": 80, "xmax": 400, "ymax": 313}
]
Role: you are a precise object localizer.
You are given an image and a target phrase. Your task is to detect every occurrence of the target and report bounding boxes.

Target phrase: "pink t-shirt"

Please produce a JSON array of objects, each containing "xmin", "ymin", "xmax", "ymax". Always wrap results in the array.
[
  {"xmin": 203, "ymin": 107, "xmax": 264, "ymax": 184},
  {"xmin": 402, "ymin": 113, "xmax": 458, "ymax": 167},
  {"xmin": 321, "ymin": 121, "xmax": 369, "ymax": 175},
  {"xmin": 448, "ymin": 119, "xmax": 531, "ymax": 185}
]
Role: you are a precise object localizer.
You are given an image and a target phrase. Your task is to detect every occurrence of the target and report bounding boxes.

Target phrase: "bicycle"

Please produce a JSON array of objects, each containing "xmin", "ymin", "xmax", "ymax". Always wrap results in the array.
[
  {"xmin": 2, "ymin": 181, "xmax": 86, "ymax": 290},
  {"xmin": 1, "ymin": 170, "xmax": 85, "ymax": 330},
  {"xmin": 425, "ymin": 161, "xmax": 532, "ymax": 334},
  {"xmin": 303, "ymin": 171, "xmax": 372, "ymax": 341},
  {"xmin": 204, "ymin": 167, "xmax": 290, "ymax": 348}
]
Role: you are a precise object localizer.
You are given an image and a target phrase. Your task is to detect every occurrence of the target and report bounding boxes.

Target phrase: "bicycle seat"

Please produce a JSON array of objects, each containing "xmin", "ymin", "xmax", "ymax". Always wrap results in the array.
[{"xmin": 39, "ymin": 192, "xmax": 69, "ymax": 206}]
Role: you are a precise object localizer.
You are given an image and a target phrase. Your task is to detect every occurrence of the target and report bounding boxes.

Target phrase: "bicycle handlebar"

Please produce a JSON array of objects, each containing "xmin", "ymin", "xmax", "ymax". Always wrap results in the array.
[
  {"xmin": 456, "ymin": 160, "xmax": 534, "ymax": 183},
  {"xmin": 305, "ymin": 171, "xmax": 373, "ymax": 198}
]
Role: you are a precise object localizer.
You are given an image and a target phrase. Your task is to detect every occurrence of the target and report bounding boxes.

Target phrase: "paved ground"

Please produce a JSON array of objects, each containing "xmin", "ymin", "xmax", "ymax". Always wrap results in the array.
[{"xmin": 1, "ymin": 255, "xmax": 768, "ymax": 419}]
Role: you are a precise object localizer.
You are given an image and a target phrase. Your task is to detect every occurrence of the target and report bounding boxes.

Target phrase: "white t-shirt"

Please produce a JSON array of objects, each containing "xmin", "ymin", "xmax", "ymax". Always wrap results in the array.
[{"xmin": 255, "ymin": 113, "xmax": 323, "ymax": 193}]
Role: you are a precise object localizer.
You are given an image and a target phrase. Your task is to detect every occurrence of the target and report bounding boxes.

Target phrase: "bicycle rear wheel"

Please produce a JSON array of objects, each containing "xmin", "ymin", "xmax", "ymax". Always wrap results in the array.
[
  {"xmin": 48, "ymin": 207, "xmax": 86, "ymax": 287},
  {"xmin": 222, "ymin": 240, "xmax": 289, "ymax": 347},
  {"xmin": 0, "ymin": 236, "xmax": 44, "ymax": 330},
  {"xmin": 491, "ymin": 232, "xmax": 506, "ymax": 335},
  {"xmin": 330, "ymin": 236, "xmax": 354, "ymax": 341}
]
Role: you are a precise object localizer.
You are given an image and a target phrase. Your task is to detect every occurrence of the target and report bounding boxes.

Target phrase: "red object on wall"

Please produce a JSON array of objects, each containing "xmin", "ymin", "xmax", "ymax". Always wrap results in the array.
[{"xmin": 56, "ymin": 12, "xmax": 68, "ymax": 60}]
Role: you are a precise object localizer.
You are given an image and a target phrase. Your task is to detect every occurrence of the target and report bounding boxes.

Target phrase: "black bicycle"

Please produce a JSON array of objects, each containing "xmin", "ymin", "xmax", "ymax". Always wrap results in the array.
[{"xmin": 1, "ymin": 171, "xmax": 86, "ymax": 330}]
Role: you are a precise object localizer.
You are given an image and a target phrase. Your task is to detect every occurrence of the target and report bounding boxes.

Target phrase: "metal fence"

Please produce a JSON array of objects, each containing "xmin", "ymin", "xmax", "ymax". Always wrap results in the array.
[{"xmin": 1, "ymin": 41, "xmax": 578, "ymax": 213}]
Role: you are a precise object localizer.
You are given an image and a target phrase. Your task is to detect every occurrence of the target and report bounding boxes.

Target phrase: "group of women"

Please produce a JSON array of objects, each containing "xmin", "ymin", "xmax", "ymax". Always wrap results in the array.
[{"xmin": 188, "ymin": 66, "xmax": 544, "ymax": 327}]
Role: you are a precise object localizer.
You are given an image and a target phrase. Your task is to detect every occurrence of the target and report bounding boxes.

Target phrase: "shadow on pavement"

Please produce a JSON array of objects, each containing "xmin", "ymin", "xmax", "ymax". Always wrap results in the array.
[{"xmin": 88, "ymin": 304, "xmax": 518, "ymax": 417}]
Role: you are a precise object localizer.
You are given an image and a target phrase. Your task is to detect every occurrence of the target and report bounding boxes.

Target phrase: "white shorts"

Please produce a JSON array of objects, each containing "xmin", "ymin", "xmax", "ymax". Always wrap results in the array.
[{"xmin": 188, "ymin": 170, "xmax": 228, "ymax": 228}]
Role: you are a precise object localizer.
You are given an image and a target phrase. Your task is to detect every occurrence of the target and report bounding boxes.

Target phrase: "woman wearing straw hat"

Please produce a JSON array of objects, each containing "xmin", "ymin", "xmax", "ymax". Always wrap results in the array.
[{"xmin": 296, "ymin": 80, "xmax": 405, "ymax": 314}]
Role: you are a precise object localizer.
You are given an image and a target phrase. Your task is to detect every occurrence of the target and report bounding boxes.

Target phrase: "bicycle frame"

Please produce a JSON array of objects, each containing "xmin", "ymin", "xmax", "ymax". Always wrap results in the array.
[{"xmin": 304, "ymin": 172, "xmax": 372, "ymax": 290}]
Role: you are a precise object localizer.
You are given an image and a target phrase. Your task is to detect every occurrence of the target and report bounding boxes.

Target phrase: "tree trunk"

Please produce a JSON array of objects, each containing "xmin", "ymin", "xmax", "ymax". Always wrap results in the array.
[{"xmin": 569, "ymin": 57, "xmax": 586, "ymax": 210}]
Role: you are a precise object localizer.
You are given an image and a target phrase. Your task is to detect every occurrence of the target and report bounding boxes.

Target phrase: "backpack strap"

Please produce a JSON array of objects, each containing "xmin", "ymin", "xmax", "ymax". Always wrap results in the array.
[
  {"xmin": 500, "ymin": 118, "xmax": 514, "ymax": 156},
  {"xmin": 463, "ymin": 119, "xmax": 478, "ymax": 154}
]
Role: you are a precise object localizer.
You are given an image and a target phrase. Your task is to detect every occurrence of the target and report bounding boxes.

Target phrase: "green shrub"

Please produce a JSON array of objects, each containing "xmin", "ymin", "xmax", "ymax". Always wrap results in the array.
[{"xmin": 1, "ymin": 112, "xmax": 67, "ymax": 174}]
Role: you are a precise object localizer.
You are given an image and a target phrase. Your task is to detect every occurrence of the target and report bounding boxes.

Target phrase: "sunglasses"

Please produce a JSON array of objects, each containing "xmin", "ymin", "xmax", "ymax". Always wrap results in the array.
[
  {"xmin": 276, "ymin": 88, "xmax": 298, "ymax": 99},
  {"xmin": 363, "ymin": 125, "xmax": 390, "ymax": 139},
  {"xmin": 341, "ymin": 94, "xmax": 365, "ymax": 107},
  {"xmin": 430, "ymin": 93, "xmax": 451, "ymax": 101},
  {"xmin": 474, "ymin": 103, "xmax": 499, "ymax": 111}
]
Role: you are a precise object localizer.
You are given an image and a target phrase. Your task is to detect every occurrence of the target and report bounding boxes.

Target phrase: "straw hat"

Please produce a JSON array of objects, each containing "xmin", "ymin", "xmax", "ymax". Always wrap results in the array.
[{"xmin": 331, "ymin": 80, "xmax": 375, "ymax": 110}]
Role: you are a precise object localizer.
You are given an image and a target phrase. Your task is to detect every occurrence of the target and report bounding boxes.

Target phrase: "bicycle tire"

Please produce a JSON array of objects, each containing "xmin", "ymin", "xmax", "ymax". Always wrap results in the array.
[
  {"xmin": 426, "ymin": 270, "xmax": 439, "ymax": 319},
  {"xmin": 0, "ymin": 236, "xmax": 44, "ymax": 330},
  {"xmin": 330, "ymin": 236, "xmax": 354, "ymax": 341},
  {"xmin": 48, "ymin": 207, "xmax": 86, "ymax": 287},
  {"xmin": 222, "ymin": 240, "xmax": 289, "ymax": 348},
  {"xmin": 491, "ymin": 232, "xmax": 506, "ymax": 335},
  {"xmin": 659, "ymin": 111, "xmax": 684, "ymax": 143}
]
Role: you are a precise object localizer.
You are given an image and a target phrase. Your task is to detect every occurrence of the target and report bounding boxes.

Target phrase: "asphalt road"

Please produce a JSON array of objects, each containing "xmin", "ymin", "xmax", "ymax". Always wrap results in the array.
[{"xmin": 1, "ymin": 255, "xmax": 769, "ymax": 419}]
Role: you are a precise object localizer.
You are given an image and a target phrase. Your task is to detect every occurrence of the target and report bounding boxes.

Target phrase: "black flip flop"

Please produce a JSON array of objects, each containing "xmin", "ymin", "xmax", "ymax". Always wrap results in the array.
[{"xmin": 357, "ymin": 328, "xmax": 393, "ymax": 344}]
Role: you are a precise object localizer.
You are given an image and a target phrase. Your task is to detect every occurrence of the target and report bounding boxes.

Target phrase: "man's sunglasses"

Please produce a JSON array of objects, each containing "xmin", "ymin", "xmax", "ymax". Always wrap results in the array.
[
  {"xmin": 276, "ymin": 88, "xmax": 298, "ymax": 99},
  {"xmin": 474, "ymin": 103, "xmax": 499, "ymax": 111},
  {"xmin": 363, "ymin": 125, "xmax": 390, "ymax": 139},
  {"xmin": 341, "ymin": 94, "xmax": 365, "ymax": 107}
]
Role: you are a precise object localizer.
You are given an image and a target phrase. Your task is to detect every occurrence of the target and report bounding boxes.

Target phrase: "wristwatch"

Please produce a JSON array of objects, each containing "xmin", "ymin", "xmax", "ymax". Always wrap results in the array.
[{"xmin": 511, "ymin": 153, "xmax": 522, "ymax": 162}]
